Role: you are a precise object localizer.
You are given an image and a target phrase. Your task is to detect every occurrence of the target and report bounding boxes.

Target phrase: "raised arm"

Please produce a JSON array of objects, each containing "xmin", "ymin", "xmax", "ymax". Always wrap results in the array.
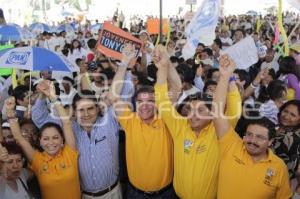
[
  {"xmin": 213, "ymin": 55, "xmax": 236, "ymax": 139},
  {"xmin": 32, "ymin": 81, "xmax": 62, "ymax": 128},
  {"xmin": 167, "ymin": 61, "xmax": 182, "ymax": 104},
  {"xmin": 109, "ymin": 44, "xmax": 135, "ymax": 115},
  {"xmin": 243, "ymin": 68, "xmax": 266, "ymax": 100},
  {"xmin": 39, "ymin": 80, "xmax": 76, "ymax": 150},
  {"xmin": 6, "ymin": 97, "xmax": 35, "ymax": 162},
  {"xmin": 78, "ymin": 61, "xmax": 91, "ymax": 91},
  {"xmin": 0, "ymin": 143, "xmax": 8, "ymax": 186},
  {"xmin": 154, "ymin": 45, "xmax": 186, "ymax": 138}
]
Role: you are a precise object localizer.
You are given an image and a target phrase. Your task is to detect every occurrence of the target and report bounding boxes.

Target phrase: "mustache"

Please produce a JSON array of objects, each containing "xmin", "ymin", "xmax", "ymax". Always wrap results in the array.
[{"xmin": 246, "ymin": 142, "xmax": 259, "ymax": 148}]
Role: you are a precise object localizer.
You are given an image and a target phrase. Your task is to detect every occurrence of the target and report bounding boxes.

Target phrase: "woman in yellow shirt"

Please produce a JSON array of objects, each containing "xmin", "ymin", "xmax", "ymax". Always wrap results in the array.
[{"xmin": 5, "ymin": 80, "xmax": 81, "ymax": 199}]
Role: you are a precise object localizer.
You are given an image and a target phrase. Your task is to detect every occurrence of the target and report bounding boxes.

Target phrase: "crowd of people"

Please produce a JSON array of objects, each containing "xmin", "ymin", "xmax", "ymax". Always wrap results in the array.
[{"xmin": 1, "ymin": 8, "xmax": 300, "ymax": 199}]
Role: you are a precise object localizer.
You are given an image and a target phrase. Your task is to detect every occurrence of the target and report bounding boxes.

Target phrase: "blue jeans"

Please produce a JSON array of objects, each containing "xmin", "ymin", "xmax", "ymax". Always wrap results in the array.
[{"xmin": 127, "ymin": 183, "xmax": 178, "ymax": 199}]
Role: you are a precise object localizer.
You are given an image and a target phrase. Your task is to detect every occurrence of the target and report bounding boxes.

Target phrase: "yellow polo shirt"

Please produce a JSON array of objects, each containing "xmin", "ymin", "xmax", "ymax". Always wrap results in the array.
[
  {"xmin": 218, "ymin": 128, "xmax": 292, "ymax": 199},
  {"xmin": 117, "ymin": 106, "xmax": 173, "ymax": 192},
  {"xmin": 29, "ymin": 145, "xmax": 81, "ymax": 199}
]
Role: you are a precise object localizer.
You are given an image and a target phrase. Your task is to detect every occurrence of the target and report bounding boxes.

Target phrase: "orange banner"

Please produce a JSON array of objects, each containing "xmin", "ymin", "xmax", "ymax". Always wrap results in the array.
[
  {"xmin": 97, "ymin": 22, "xmax": 143, "ymax": 60},
  {"xmin": 147, "ymin": 19, "xmax": 169, "ymax": 35}
]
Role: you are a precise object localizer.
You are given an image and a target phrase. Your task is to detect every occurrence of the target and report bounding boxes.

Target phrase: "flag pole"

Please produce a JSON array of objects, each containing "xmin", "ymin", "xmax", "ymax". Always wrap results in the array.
[{"xmin": 159, "ymin": 0, "xmax": 163, "ymax": 44}]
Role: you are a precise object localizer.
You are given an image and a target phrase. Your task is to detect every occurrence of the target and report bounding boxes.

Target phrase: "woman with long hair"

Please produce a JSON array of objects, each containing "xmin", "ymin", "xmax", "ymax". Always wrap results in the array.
[
  {"xmin": 273, "ymin": 100, "xmax": 300, "ymax": 190},
  {"xmin": 67, "ymin": 39, "xmax": 88, "ymax": 64}
]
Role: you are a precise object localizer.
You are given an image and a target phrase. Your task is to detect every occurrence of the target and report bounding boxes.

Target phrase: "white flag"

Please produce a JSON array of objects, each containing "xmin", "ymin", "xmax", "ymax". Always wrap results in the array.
[
  {"xmin": 287, "ymin": 0, "xmax": 300, "ymax": 11},
  {"xmin": 182, "ymin": 0, "xmax": 221, "ymax": 60}
]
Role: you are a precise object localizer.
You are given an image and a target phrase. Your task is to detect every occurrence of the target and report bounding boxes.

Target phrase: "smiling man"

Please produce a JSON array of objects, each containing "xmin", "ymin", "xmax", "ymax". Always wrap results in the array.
[
  {"xmin": 214, "ymin": 55, "xmax": 292, "ymax": 199},
  {"xmin": 154, "ymin": 45, "xmax": 241, "ymax": 199}
]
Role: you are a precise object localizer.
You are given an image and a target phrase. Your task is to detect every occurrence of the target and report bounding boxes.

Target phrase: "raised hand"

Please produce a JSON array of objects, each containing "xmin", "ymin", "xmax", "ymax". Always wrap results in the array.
[
  {"xmin": 0, "ymin": 143, "xmax": 8, "ymax": 162},
  {"xmin": 219, "ymin": 54, "xmax": 236, "ymax": 77},
  {"xmin": 5, "ymin": 97, "xmax": 16, "ymax": 119},
  {"xmin": 152, "ymin": 44, "xmax": 170, "ymax": 69},
  {"xmin": 196, "ymin": 65, "xmax": 203, "ymax": 77},
  {"xmin": 121, "ymin": 43, "xmax": 136, "ymax": 66},
  {"xmin": 5, "ymin": 97, "xmax": 16, "ymax": 111},
  {"xmin": 36, "ymin": 80, "xmax": 56, "ymax": 100}
]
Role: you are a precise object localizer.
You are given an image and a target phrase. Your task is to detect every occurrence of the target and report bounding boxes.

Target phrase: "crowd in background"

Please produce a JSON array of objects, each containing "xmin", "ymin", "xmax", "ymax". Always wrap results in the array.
[{"xmin": 1, "ymin": 8, "xmax": 300, "ymax": 199}]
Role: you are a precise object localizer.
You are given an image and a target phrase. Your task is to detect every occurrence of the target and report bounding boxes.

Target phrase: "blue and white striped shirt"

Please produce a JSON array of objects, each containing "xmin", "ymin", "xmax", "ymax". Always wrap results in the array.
[{"xmin": 32, "ymin": 72, "xmax": 134, "ymax": 192}]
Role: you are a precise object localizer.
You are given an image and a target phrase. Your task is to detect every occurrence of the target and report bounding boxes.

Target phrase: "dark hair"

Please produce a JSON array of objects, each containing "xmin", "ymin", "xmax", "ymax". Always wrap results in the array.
[
  {"xmin": 70, "ymin": 39, "xmax": 82, "ymax": 54},
  {"xmin": 214, "ymin": 38, "xmax": 222, "ymax": 49},
  {"xmin": 102, "ymin": 68, "xmax": 115, "ymax": 80},
  {"xmin": 278, "ymin": 56, "xmax": 300, "ymax": 79},
  {"xmin": 72, "ymin": 90, "xmax": 97, "ymax": 110},
  {"xmin": 1, "ymin": 141, "xmax": 23, "ymax": 156},
  {"xmin": 62, "ymin": 76, "xmax": 75, "ymax": 85},
  {"xmin": 257, "ymin": 80, "xmax": 286, "ymax": 103},
  {"xmin": 75, "ymin": 58, "xmax": 83, "ymax": 66},
  {"xmin": 39, "ymin": 122, "xmax": 65, "ymax": 142},
  {"xmin": 267, "ymin": 80, "xmax": 286, "ymax": 100},
  {"xmin": 202, "ymin": 48, "xmax": 213, "ymax": 57},
  {"xmin": 234, "ymin": 69, "xmax": 251, "ymax": 88},
  {"xmin": 176, "ymin": 64, "xmax": 194, "ymax": 84},
  {"xmin": 246, "ymin": 117, "xmax": 276, "ymax": 140},
  {"xmin": 134, "ymin": 86, "xmax": 154, "ymax": 99},
  {"xmin": 267, "ymin": 68, "xmax": 276, "ymax": 80},
  {"xmin": 12, "ymin": 85, "xmax": 29, "ymax": 103},
  {"xmin": 184, "ymin": 92, "xmax": 213, "ymax": 110},
  {"xmin": 203, "ymin": 80, "xmax": 217, "ymax": 93},
  {"xmin": 235, "ymin": 29, "xmax": 245, "ymax": 37},
  {"xmin": 206, "ymin": 68, "xmax": 219, "ymax": 80},
  {"xmin": 87, "ymin": 38, "xmax": 97, "ymax": 49},
  {"xmin": 278, "ymin": 100, "xmax": 300, "ymax": 127}
]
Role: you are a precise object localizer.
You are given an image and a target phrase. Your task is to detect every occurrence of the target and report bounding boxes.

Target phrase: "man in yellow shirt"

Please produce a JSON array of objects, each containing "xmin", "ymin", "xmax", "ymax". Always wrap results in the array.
[
  {"xmin": 214, "ymin": 55, "xmax": 292, "ymax": 199},
  {"xmin": 113, "ymin": 44, "xmax": 182, "ymax": 198},
  {"xmin": 154, "ymin": 45, "xmax": 241, "ymax": 199}
]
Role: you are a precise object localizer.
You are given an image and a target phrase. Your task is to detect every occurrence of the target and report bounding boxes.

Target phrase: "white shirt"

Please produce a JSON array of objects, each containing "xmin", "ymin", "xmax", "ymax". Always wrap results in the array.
[
  {"xmin": 259, "ymin": 100, "xmax": 279, "ymax": 125},
  {"xmin": 43, "ymin": 37, "xmax": 58, "ymax": 52},
  {"xmin": 177, "ymin": 86, "xmax": 200, "ymax": 105},
  {"xmin": 59, "ymin": 87, "xmax": 77, "ymax": 106},
  {"xmin": 67, "ymin": 48, "xmax": 88, "ymax": 64},
  {"xmin": 0, "ymin": 169, "xmax": 30, "ymax": 199}
]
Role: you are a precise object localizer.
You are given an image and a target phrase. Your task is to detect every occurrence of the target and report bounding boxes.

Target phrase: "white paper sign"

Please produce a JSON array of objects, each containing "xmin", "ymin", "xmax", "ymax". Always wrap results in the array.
[{"xmin": 221, "ymin": 37, "xmax": 258, "ymax": 70}]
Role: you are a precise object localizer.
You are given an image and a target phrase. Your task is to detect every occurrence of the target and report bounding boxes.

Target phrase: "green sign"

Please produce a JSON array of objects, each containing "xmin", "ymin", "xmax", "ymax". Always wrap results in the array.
[{"xmin": 0, "ymin": 44, "xmax": 14, "ymax": 76}]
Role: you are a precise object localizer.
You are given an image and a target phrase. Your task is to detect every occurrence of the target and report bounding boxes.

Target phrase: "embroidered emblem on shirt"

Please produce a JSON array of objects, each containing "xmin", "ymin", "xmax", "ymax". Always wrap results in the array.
[
  {"xmin": 233, "ymin": 156, "xmax": 245, "ymax": 165},
  {"xmin": 184, "ymin": 139, "xmax": 194, "ymax": 154},
  {"xmin": 60, "ymin": 162, "xmax": 66, "ymax": 169},
  {"xmin": 196, "ymin": 145, "xmax": 207, "ymax": 154},
  {"xmin": 40, "ymin": 164, "xmax": 48, "ymax": 174},
  {"xmin": 264, "ymin": 168, "xmax": 275, "ymax": 186},
  {"xmin": 95, "ymin": 136, "xmax": 106, "ymax": 145}
]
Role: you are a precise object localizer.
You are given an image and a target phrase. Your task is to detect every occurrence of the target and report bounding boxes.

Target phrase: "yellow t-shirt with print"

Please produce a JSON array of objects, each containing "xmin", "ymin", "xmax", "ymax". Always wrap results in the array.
[
  {"xmin": 218, "ymin": 128, "xmax": 292, "ymax": 199},
  {"xmin": 117, "ymin": 106, "xmax": 173, "ymax": 191},
  {"xmin": 155, "ymin": 83, "xmax": 241, "ymax": 199},
  {"xmin": 30, "ymin": 145, "xmax": 81, "ymax": 199}
]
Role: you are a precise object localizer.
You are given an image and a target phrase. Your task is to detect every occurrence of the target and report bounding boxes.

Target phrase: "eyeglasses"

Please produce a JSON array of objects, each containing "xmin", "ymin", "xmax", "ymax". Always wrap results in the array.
[{"xmin": 244, "ymin": 131, "xmax": 268, "ymax": 142}]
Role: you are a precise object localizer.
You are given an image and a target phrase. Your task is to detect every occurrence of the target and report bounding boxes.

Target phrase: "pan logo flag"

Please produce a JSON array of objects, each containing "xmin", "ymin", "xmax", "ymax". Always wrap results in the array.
[
  {"xmin": 97, "ymin": 22, "xmax": 143, "ymax": 60},
  {"xmin": 6, "ymin": 51, "xmax": 31, "ymax": 65}
]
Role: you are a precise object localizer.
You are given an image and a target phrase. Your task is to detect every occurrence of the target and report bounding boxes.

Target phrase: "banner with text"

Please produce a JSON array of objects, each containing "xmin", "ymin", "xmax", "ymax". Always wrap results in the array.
[{"xmin": 97, "ymin": 22, "xmax": 143, "ymax": 60}]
